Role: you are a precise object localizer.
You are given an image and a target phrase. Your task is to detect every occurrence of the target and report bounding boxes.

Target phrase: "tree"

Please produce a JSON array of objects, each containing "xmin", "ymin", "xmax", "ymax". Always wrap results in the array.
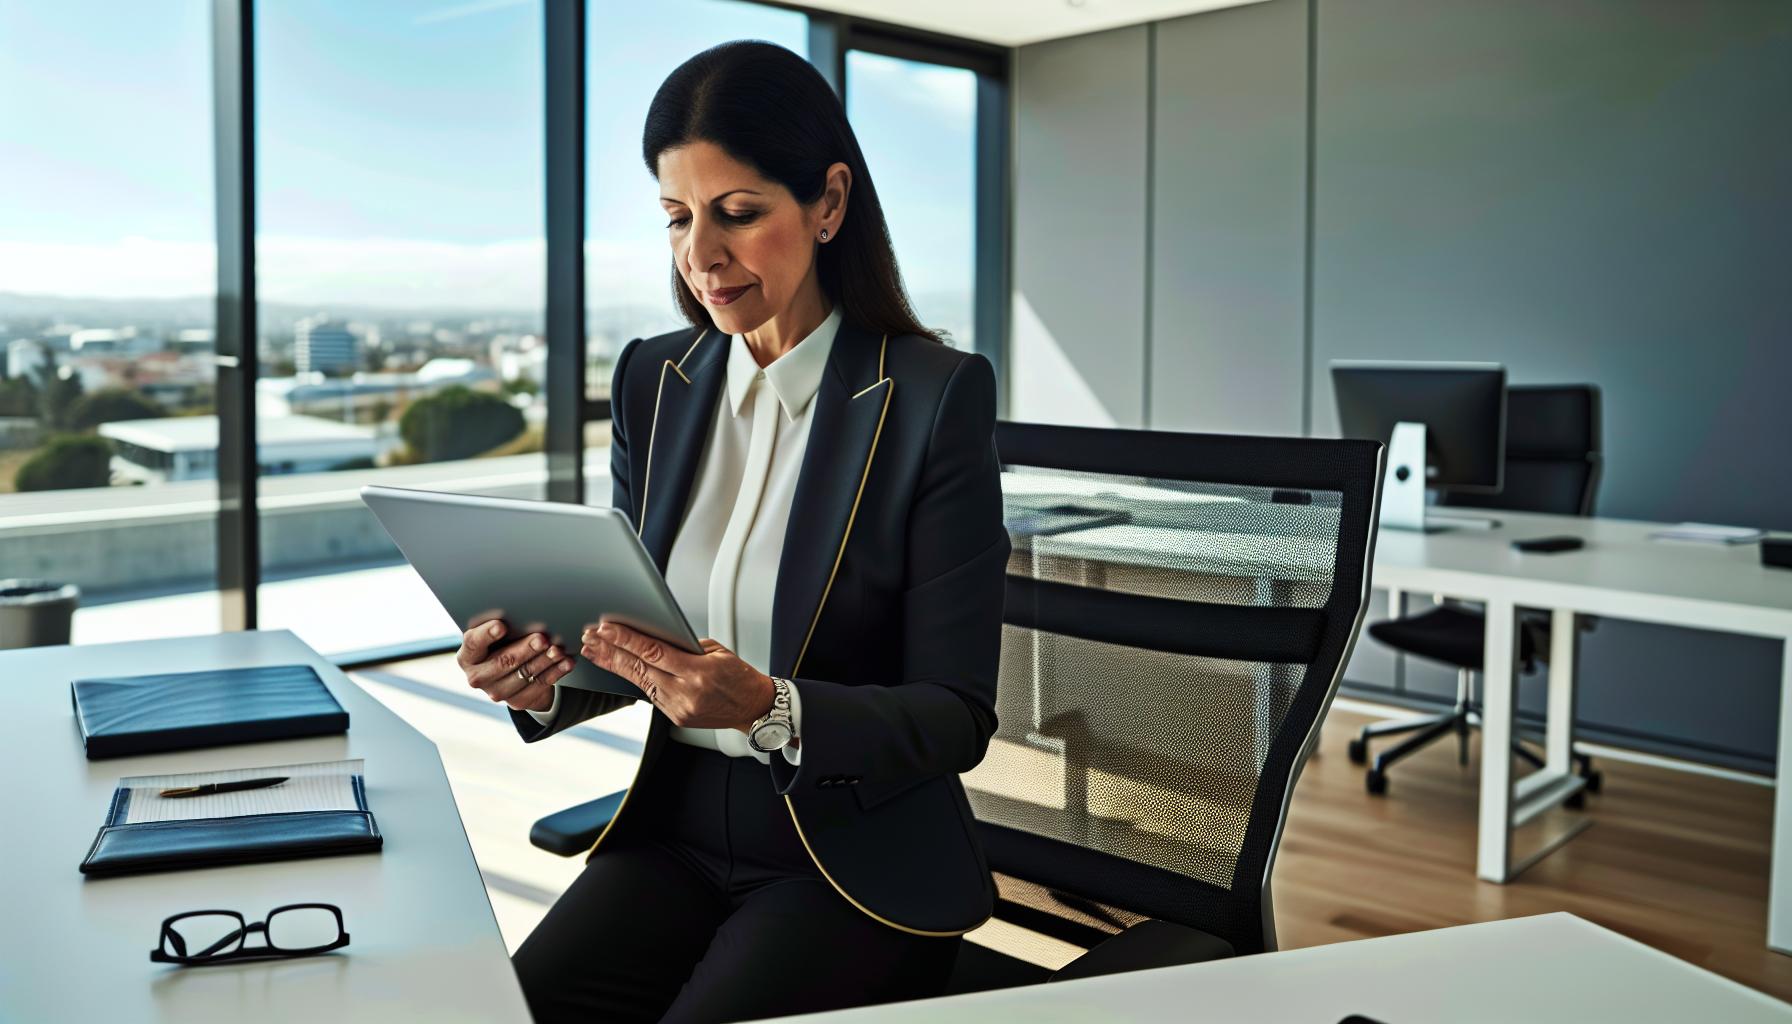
[
  {"xmin": 69, "ymin": 388, "xmax": 167, "ymax": 430},
  {"xmin": 398, "ymin": 385, "xmax": 525, "ymax": 463},
  {"xmin": 0, "ymin": 376, "xmax": 36, "ymax": 418},
  {"xmin": 16, "ymin": 434, "xmax": 113, "ymax": 491}
]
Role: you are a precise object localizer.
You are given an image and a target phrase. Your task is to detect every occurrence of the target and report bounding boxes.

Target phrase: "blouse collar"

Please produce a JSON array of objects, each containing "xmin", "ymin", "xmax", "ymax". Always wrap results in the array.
[{"xmin": 725, "ymin": 304, "xmax": 843, "ymax": 422}]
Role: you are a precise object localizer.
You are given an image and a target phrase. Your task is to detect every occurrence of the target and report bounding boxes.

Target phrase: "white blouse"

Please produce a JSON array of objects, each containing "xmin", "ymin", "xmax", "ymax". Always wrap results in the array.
[{"xmin": 529, "ymin": 306, "xmax": 842, "ymax": 765}]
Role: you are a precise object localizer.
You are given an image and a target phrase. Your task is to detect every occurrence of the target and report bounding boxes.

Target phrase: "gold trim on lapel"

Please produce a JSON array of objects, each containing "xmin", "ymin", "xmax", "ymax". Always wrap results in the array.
[
  {"xmin": 634, "ymin": 329, "xmax": 708, "ymax": 536},
  {"xmin": 780, "ymin": 333, "xmax": 982, "ymax": 938},
  {"xmin": 635, "ymin": 360, "xmax": 682, "ymax": 535},
  {"xmin": 585, "ymin": 326, "xmax": 706, "ymax": 860},
  {"xmin": 792, "ymin": 373, "xmax": 891, "ymax": 676},
  {"xmin": 677, "ymin": 328, "xmax": 707, "ymax": 368}
]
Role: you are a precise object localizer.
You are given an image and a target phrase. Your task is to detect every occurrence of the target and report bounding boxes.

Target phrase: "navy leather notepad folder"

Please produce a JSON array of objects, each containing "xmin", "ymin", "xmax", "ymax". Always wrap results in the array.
[
  {"xmin": 80, "ymin": 759, "xmax": 382, "ymax": 877},
  {"xmin": 70, "ymin": 664, "xmax": 348, "ymax": 760}
]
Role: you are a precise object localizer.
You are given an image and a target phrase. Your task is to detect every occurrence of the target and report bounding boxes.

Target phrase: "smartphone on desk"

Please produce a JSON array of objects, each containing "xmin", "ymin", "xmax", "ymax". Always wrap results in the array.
[{"xmin": 1511, "ymin": 535, "xmax": 1584, "ymax": 554}]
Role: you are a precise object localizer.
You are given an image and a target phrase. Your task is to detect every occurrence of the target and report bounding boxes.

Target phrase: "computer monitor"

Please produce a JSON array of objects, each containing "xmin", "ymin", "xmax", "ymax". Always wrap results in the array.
[{"xmin": 1331, "ymin": 361, "xmax": 1506, "ymax": 531}]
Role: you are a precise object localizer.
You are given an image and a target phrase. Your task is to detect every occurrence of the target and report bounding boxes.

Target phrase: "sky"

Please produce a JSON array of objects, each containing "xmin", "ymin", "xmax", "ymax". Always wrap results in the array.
[{"xmin": 0, "ymin": 0, "xmax": 975, "ymax": 316}]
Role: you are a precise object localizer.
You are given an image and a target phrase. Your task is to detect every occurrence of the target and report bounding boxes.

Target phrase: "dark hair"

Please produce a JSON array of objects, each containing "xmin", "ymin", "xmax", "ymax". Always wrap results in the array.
[{"xmin": 642, "ymin": 40, "xmax": 942, "ymax": 344}]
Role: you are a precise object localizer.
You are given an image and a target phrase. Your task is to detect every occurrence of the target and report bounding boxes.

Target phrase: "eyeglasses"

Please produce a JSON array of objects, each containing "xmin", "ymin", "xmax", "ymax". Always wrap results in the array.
[{"xmin": 150, "ymin": 903, "xmax": 350, "ymax": 966}]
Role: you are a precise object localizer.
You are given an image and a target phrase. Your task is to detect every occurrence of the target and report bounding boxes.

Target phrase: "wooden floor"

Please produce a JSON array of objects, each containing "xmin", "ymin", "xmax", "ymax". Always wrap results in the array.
[
  {"xmin": 1279, "ymin": 706, "xmax": 1792, "ymax": 1002},
  {"xmin": 353, "ymin": 655, "xmax": 1792, "ymax": 1004}
]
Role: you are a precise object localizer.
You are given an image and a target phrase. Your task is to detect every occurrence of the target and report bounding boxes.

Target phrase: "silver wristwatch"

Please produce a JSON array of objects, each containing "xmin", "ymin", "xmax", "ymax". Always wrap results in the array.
[{"xmin": 748, "ymin": 676, "xmax": 796, "ymax": 753}]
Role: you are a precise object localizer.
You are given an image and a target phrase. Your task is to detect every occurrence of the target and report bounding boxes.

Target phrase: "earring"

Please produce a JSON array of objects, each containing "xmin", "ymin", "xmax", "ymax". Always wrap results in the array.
[{"xmin": 818, "ymin": 229, "xmax": 829, "ymax": 242}]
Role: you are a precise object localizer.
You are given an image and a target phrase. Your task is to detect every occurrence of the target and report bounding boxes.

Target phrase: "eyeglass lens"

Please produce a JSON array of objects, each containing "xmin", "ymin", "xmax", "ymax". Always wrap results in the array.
[
  {"xmin": 164, "ymin": 912, "xmax": 247, "ymax": 959},
  {"xmin": 266, "ymin": 906, "xmax": 343, "ymax": 952}
]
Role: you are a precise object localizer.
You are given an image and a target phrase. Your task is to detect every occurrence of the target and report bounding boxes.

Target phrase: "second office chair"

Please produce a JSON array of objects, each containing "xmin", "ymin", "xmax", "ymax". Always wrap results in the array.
[{"xmin": 1349, "ymin": 384, "xmax": 1603, "ymax": 796}]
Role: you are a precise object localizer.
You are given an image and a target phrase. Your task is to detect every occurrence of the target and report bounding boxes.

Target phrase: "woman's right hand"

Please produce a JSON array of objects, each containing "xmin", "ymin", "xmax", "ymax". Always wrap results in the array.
[{"xmin": 457, "ymin": 619, "xmax": 576, "ymax": 713}]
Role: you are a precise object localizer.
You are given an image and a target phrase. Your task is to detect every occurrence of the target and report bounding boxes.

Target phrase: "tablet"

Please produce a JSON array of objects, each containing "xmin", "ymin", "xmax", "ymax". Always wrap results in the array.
[{"xmin": 360, "ymin": 485, "xmax": 701, "ymax": 699}]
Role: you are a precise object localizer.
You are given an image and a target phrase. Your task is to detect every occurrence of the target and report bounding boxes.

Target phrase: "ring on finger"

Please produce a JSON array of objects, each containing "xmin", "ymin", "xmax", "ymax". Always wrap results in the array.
[{"xmin": 515, "ymin": 666, "xmax": 537, "ymax": 687}]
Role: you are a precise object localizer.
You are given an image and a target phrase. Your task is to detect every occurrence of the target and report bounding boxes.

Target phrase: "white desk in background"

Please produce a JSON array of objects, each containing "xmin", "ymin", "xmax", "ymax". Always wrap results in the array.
[
  {"xmin": 1370, "ymin": 509, "xmax": 1792, "ymax": 951},
  {"xmin": 768, "ymin": 913, "xmax": 1791, "ymax": 1023},
  {"xmin": 0, "ymin": 629, "xmax": 530, "ymax": 1023},
  {"xmin": 1004, "ymin": 474, "xmax": 1792, "ymax": 952}
]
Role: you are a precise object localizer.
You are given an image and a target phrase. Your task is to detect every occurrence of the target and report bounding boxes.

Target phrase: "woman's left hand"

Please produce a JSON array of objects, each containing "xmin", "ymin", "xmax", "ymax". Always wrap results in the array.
[{"xmin": 581, "ymin": 620, "xmax": 775, "ymax": 732}]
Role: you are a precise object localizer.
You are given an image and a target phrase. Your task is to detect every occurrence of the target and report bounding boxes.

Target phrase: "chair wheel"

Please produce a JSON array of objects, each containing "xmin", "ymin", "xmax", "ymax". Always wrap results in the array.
[
  {"xmin": 1565, "ymin": 791, "xmax": 1586, "ymax": 810},
  {"xmin": 1583, "ymin": 770, "xmax": 1603, "ymax": 795},
  {"xmin": 1347, "ymin": 738, "xmax": 1368, "ymax": 765},
  {"xmin": 1366, "ymin": 769, "xmax": 1388, "ymax": 796}
]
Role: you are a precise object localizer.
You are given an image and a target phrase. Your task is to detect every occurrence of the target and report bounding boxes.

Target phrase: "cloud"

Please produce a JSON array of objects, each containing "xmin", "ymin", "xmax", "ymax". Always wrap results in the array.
[
  {"xmin": 412, "ymin": 0, "xmax": 530, "ymax": 26},
  {"xmin": 0, "ymin": 237, "xmax": 216, "ymax": 300},
  {"xmin": 847, "ymin": 51, "xmax": 976, "ymax": 121}
]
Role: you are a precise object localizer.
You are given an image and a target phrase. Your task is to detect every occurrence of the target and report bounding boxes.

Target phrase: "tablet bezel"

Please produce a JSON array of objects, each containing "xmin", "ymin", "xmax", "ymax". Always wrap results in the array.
[{"xmin": 359, "ymin": 484, "xmax": 702, "ymax": 699}]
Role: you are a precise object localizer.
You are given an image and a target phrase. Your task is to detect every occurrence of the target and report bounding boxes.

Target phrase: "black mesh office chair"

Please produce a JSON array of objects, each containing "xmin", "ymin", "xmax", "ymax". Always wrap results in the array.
[
  {"xmin": 530, "ymin": 421, "xmax": 1384, "ymax": 988},
  {"xmin": 1347, "ymin": 385, "xmax": 1603, "ymax": 796},
  {"xmin": 946, "ymin": 421, "xmax": 1383, "ymax": 987}
]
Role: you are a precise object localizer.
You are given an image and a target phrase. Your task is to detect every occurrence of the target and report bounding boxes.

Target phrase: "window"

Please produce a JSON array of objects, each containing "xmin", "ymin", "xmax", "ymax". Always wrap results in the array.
[
  {"xmin": 0, "ymin": 1, "xmax": 219, "ymax": 643},
  {"xmin": 254, "ymin": 0, "xmax": 545, "ymax": 657},
  {"xmin": 583, "ymin": 1, "xmax": 809, "ymax": 406},
  {"xmin": 845, "ymin": 51, "xmax": 979, "ymax": 351},
  {"xmin": 2, "ymin": 1, "xmax": 1006, "ymax": 659}
]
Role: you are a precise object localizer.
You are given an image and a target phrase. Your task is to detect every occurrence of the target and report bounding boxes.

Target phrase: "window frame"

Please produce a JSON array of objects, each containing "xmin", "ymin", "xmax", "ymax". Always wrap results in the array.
[{"xmin": 824, "ymin": 17, "xmax": 1009, "ymax": 391}]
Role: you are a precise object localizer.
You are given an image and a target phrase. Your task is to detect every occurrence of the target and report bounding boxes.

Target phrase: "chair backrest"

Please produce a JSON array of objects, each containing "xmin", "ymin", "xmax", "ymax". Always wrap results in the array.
[
  {"xmin": 1441, "ymin": 384, "xmax": 1601, "ymax": 516},
  {"xmin": 961, "ymin": 422, "xmax": 1384, "ymax": 955}
]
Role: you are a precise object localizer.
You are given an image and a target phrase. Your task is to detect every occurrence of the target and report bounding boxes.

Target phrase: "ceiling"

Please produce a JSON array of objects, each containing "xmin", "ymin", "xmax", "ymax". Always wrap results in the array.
[{"xmin": 797, "ymin": 0, "xmax": 1268, "ymax": 47}]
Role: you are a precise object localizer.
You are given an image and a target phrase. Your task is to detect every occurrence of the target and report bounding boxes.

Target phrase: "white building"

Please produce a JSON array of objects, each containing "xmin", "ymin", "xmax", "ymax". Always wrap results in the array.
[
  {"xmin": 68, "ymin": 328, "xmax": 155, "ymax": 355},
  {"xmin": 99, "ymin": 414, "xmax": 383, "ymax": 484},
  {"xmin": 6, "ymin": 338, "xmax": 48, "ymax": 380},
  {"xmin": 295, "ymin": 318, "xmax": 359, "ymax": 376},
  {"xmin": 490, "ymin": 333, "xmax": 547, "ymax": 388},
  {"xmin": 256, "ymin": 360, "xmax": 495, "ymax": 420}
]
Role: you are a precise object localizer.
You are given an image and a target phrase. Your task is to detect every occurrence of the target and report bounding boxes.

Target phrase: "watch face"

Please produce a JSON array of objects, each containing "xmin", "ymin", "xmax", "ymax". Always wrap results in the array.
[{"xmin": 751, "ymin": 720, "xmax": 794, "ymax": 752}]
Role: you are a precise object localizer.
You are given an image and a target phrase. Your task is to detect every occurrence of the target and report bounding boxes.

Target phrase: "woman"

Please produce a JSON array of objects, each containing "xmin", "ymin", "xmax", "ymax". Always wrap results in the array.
[{"xmin": 454, "ymin": 40, "xmax": 1008, "ymax": 1023}]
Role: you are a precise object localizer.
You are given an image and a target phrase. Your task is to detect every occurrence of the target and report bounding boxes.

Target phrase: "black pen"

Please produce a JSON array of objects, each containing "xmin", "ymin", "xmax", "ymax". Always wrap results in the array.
[{"xmin": 159, "ymin": 776, "xmax": 290, "ymax": 799}]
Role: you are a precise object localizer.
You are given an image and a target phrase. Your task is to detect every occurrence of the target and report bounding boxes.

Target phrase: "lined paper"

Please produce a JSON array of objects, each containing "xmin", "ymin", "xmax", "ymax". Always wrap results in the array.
[{"xmin": 118, "ymin": 759, "xmax": 363, "ymax": 824}]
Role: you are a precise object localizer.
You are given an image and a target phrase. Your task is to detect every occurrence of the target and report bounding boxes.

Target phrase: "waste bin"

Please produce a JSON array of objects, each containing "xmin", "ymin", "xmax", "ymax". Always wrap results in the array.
[{"xmin": 0, "ymin": 579, "xmax": 80, "ymax": 649}]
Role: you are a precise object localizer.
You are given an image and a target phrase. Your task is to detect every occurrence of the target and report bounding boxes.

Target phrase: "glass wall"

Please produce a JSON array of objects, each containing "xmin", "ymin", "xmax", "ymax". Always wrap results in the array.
[
  {"xmin": 254, "ymin": 0, "xmax": 546, "ymax": 656},
  {"xmin": 0, "ymin": 1, "xmax": 221, "ymax": 644},
  {"xmin": 845, "ymin": 50, "xmax": 979, "ymax": 351},
  {"xmin": 583, "ymin": 1, "xmax": 810, "ymax": 407}
]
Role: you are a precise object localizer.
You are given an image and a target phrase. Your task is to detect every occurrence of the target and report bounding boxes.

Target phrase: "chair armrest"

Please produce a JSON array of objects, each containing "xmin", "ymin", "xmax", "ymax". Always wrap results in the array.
[
  {"xmin": 1049, "ymin": 919, "xmax": 1235, "ymax": 983},
  {"xmin": 529, "ymin": 790, "xmax": 627, "ymax": 857}
]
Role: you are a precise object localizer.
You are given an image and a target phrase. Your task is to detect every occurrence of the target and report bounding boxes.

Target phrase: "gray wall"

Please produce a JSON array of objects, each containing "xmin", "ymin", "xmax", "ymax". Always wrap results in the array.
[
  {"xmin": 1151, "ymin": 0, "xmax": 1309, "ymax": 436},
  {"xmin": 1010, "ymin": 0, "xmax": 1792, "ymax": 772},
  {"xmin": 1011, "ymin": 26, "xmax": 1150, "ymax": 428}
]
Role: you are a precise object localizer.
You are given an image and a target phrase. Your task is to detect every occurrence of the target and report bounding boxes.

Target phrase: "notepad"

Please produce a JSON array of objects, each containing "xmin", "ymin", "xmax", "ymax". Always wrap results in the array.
[
  {"xmin": 80, "ymin": 759, "xmax": 381, "ymax": 877},
  {"xmin": 1647, "ymin": 522, "xmax": 1766, "ymax": 545},
  {"xmin": 116, "ymin": 759, "xmax": 364, "ymax": 824}
]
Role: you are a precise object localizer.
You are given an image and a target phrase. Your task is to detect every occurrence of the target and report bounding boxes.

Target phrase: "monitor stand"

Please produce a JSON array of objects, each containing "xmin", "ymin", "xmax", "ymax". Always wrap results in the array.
[{"xmin": 1379, "ymin": 422, "xmax": 1501, "ymax": 532}]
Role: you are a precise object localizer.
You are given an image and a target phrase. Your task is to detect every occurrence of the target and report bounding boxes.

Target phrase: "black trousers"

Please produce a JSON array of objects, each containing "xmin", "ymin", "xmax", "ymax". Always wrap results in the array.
[{"xmin": 512, "ymin": 741, "xmax": 961, "ymax": 1023}]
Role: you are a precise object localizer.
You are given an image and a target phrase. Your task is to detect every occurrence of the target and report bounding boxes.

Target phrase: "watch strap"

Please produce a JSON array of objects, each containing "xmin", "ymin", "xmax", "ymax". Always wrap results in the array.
[{"xmin": 748, "ymin": 677, "xmax": 795, "ymax": 753}]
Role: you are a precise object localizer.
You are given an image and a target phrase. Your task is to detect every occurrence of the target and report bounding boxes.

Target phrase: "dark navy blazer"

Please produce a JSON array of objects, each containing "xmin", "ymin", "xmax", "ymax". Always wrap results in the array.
[{"xmin": 508, "ymin": 314, "xmax": 1009, "ymax": 936}]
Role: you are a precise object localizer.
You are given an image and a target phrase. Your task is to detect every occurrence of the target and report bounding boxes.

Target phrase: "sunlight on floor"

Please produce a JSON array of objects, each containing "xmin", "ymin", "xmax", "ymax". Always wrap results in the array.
[{"xmin": 348, "ymin": 654, "xmax": 652, "ymax": 952}]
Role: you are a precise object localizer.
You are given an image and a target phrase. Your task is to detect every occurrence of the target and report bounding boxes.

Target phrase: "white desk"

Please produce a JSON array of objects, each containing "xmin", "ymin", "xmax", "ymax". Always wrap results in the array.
[
  {"xmin": 768, "ymin": 913, "xmax": 1791, "ymax": 1022},
  {"xmin": 1370, "ymin": 510, "xmax": 1792, "ymax": 951},
  {"xmin": 1008, "ymin": 475, "xmax": 1792, "ymax": 952},
  {"xmin": 0, "ymin": 630, "xmax": 530, "ymax": 1023}
]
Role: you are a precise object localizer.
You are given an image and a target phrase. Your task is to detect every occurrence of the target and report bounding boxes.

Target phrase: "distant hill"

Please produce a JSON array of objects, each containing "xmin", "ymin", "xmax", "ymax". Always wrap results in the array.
[
  {"xmin": 0, "ymin": 291, "xmax": 213, "ymax": 323},
  {"xmin": 0, "ymin": 291, "xmax": 542, "ymax": 325}
]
